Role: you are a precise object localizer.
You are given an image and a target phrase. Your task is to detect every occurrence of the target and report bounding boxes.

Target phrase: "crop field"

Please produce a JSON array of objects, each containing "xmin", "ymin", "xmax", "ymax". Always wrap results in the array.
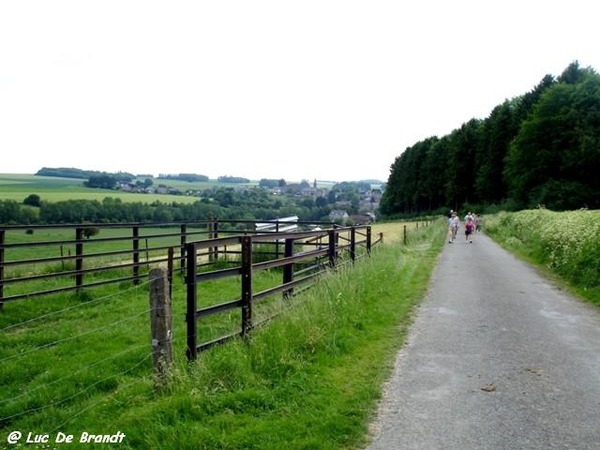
[
  {"xmin": 0, "ymin": 174, "xmax": 214, "ymax": 204},
  {"xmin": 372, "ymin": 220, "xmax": 430, "ymax": 245}
]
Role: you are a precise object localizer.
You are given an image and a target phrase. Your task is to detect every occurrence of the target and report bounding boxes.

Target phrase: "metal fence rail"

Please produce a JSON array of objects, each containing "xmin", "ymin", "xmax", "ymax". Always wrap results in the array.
[
  {"xmin": 0, "ymin": 219, "xmax": 338, "ymax": 307},
  {"xmin": 185, "ymin": 225, "xmax": 381, "ymax": 359}
]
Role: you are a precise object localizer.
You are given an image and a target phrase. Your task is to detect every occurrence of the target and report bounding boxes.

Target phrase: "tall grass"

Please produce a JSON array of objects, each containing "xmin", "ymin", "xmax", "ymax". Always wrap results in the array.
[
  {"xmin": 0, "ymin": 220, "xmax": 446, "ymax": 449},
  {"xmin": 119, "ymin": 221, "xmax": 445, "ymax": 449},
  {"xmin": 485, "ymin": 209, "xmax": 600, "ymax": 306}
]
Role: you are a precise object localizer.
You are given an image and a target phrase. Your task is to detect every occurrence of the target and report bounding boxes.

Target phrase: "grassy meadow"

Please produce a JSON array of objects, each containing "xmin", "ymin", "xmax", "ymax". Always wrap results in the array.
[
  {"xmin": 0, "ymin": 220, "xmax": 444, "ymax": 449},
  {"xmin": 2, "ymin": 177, "xmax": 598, "ymax": 450},
  {"xmin": 0, "ymin": 174, "xmax": 338, "ymax": 205},
  {"xmin": 0, "ymin": 174, "xmax": 216, "ymax": 204}
]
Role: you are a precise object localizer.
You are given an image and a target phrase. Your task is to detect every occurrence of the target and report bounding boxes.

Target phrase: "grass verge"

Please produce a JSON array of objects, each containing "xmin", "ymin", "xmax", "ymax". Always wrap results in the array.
[
  {"xmin": 121, "ymin": 222, "xmax": 445, "ymax": 449},
  {"xmin": 484, "ymin": 209, "xmax": 600, "ymax": 307}
]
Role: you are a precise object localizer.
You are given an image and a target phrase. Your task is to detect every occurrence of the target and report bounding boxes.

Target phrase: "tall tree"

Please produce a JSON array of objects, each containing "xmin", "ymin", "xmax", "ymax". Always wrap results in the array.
[
  {"xmin": 505, "ymin": 65, "xmax": 600, "ymax": 209},
  {"xmin": 420, "ymin": 136, "xmax": 448, "ymax": 211},
  {"xmin": 444, "ymin": 119, "xmax": 482, "ymax": 209},
  {"xmin": 475, "ymin": 101, "xmax": 518, "ymax": 203}
]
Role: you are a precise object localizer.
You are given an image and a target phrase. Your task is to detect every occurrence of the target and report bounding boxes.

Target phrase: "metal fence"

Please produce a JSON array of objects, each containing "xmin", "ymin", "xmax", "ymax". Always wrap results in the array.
[
  {"xmin": 0, "ymin": 219, "xmax": 342, "ymax": 307},
  {"xmin": 185, "ymin": 225, "xmax": 382, "ymax": 359}
]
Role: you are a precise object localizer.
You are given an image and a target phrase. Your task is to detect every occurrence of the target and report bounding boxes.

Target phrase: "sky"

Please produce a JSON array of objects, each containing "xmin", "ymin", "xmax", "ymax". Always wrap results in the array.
[{"xmin": 1, "ymin": 1, "xmax": 599, "ymax": 183}]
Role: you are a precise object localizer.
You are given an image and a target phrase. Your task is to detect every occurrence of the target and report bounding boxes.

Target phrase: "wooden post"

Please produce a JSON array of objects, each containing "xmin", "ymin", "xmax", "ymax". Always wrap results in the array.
[
  {"xmin": 403, "ymin": 225, "xmax": 407, "ymax": 245},
  {"xmin": 150, "ymin": 268, "xmax": 173, "ymax": 391}
]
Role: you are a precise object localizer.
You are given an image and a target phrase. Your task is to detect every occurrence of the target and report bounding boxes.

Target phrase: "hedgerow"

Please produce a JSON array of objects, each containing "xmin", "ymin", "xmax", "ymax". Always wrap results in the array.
[{"xmin": 486, "ymin": 209, "xmax": 600, "ymax": 293}]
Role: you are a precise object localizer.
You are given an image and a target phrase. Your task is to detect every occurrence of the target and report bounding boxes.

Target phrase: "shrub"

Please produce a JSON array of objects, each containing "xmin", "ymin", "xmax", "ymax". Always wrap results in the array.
[{"xmin": 486, "ymin": 209, "xmax": 600, "ymax": 297}]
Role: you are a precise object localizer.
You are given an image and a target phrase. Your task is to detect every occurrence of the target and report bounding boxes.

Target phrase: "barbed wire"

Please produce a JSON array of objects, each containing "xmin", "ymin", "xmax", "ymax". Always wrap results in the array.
[
  {"xmin": 0, "ymin": 306, "xmax": 155, "ymax": 364},
  {"xmin": 0, "ymin": 279, "xmax": 152, "ymax": 334},
  {"xmin": 0, "ymin": 343, "xmax": 150, "ymax": 407},
  {"xmin": 0, "ymin": 277, "xmax": 180, "ymax": 432},
  {"xmin": 1, "ymin": 352, "xmax": 152, "ymax": 424}
]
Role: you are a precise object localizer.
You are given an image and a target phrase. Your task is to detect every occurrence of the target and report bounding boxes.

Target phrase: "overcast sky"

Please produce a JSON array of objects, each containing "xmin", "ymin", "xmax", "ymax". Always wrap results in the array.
[{"xmin": 1, "ymin": 1, "xmax": 598, "ymax": 183}]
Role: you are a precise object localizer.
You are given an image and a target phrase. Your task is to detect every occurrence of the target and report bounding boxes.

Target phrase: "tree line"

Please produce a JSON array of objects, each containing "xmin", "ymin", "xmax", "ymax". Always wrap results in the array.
[
  {"xmin": 380, "ymin": 61, "xmax": 600, "ymax": 217},
  {"xmin": 36, "ymin": 167, "xmax": 136, "ymax": 181},
  {"xmin": 0, "ymin": 182, "xmax": 371, "ymax": 225}
]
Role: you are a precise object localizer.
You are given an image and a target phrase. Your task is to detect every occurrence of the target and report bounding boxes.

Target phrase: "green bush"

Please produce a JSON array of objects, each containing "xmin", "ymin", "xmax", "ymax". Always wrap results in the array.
[{"xmin": 486, "ymin": 209, "xmax": 600, "ymax": 303}]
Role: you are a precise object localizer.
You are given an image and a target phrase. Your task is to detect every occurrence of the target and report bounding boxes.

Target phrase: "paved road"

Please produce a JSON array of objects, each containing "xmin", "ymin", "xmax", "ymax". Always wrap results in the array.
[{"xmin": 366, "ymin": 233, "xmax": 600, "ymax": 450}]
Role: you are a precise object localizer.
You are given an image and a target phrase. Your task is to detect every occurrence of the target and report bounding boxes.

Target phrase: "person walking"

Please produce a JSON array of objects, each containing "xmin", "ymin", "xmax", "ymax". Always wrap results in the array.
[
  {"xmin": 464, "ymin": 213, "xmax": 475, "ymax": 243},
  {"xmin": 448, "ymin": 212, "xmax": 459, "ymax": 243}
]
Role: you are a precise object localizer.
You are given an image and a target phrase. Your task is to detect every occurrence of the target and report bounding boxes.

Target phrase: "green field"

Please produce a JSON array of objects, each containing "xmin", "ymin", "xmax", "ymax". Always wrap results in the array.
[
  {"xmin": 0, "ymin": 174, "xmax": 238, "ymax": 204},
  {"xmin": 1, "ymin": 210, "xmax": 598, "ymax": 448},
  {"xmin": 0, "ymin": 221, "xmax": 440, "ymax": 449}
]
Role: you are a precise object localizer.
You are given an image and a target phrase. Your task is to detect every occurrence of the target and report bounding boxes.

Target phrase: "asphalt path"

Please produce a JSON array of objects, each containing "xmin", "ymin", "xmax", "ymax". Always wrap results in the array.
[{"xmin": 366, "ymin": 232, "xmax": 600, "ymax": 450}]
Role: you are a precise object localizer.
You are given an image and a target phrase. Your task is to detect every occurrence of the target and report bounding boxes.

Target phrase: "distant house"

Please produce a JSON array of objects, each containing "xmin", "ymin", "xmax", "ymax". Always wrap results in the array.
[
  {"xmin": 349, "ymin": 214, "xmax": 375, "ymax": 225},
  {"xmin": 329, "ymin": 210, "xmax": 349, "ymax": 224}
]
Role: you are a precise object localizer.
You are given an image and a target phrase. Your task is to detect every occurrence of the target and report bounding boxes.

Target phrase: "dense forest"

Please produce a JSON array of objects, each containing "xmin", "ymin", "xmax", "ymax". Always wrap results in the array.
[{"xmin": 380, "ymin": 62, "xmax": 600, "ymax": 216}]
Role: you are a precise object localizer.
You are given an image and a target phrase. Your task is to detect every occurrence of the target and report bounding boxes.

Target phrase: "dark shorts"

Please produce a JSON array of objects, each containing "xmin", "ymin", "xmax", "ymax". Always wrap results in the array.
[{"xmin": 465, "ymin": 228, "xmax": 473, "ymax": 235}]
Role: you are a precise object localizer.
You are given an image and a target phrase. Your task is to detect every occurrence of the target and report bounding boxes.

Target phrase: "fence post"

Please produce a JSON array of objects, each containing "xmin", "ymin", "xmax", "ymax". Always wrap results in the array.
[
  {"xmin": 350, "ymin": 227, "xmax": 356, "ymax": 262},
  {"xmin": 366, "ymin": 226, "xmax": 372, "ymax": 255},
  {"xmin": 132, "ymin": 226, "xmax": 140, "ymax": 285},
  {"xmin": 275, "ymin": 220, "xmax": 282, "ymax": 258},
  {"xmin": 240, "ymin": 236, "xmax": 253, "ymax": 338},
  {"xmin": 149, "ymin": 268, "xmax": 173, "ymax": 391},
  {"xmin": 328, "ymin": 229, "xmax": 337, "ymax": 267},
  {"xmin": 0, "ymin": 230, "xmax": 4, "ymax": 310},
  {"xmin": 167, "ymin": 247, "xmax": 174, "ymax": 299},
  {"xmin": 75, "ymin": 228, "xmax": 84, "ymax": 291},
  {"xmin": 210, "ymin": 219, "xmax": 219, "ymax": 262},
  {"xmin": 180, "ymin": 224, "xmax": 187, "ymax": 273},
  {"xmin": 283, "ymin": 238, "xmax": 294, "ymax": 299},
  {"xmin": 186, "ymin": 242, "xmax": 198, "ymax": 361},
  {"xmin": 403, "ymin": 225, "xmax": 407, "ymax": 245}
]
